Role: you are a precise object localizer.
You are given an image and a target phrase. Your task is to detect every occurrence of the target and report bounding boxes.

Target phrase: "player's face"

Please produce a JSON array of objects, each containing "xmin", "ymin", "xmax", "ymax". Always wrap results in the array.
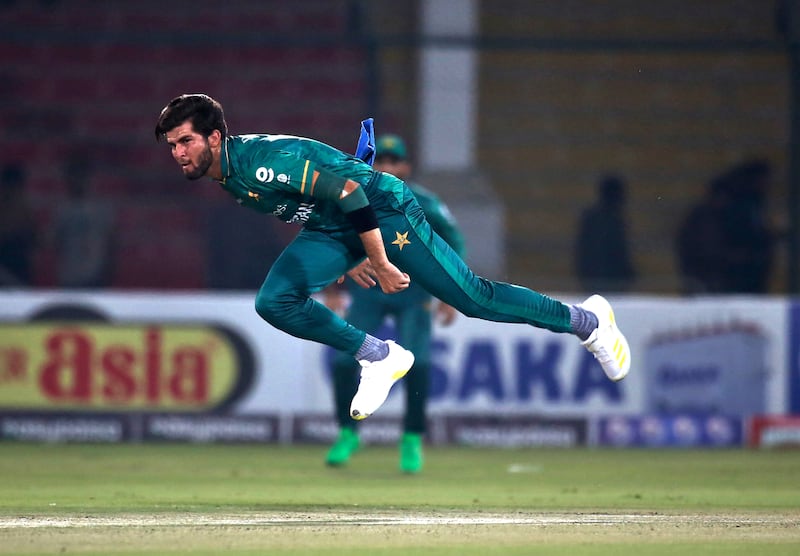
[
  {"xmin": 374, "ymin": 156, "xmax": 411, "ymax": 180},
  {"xmin": 165, "ymin": 121, "xmax": 214, "ymax": 180}
]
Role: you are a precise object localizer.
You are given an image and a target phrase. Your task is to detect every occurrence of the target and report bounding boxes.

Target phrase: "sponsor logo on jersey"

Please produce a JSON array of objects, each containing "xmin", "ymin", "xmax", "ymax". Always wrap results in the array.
[
  {"xmin": 287, "ymin": 203, "xmax": 315, "ymax": 224},
  {"xmin": 256, "ymin": 167, "xmax": 275, "ymax": 182}
]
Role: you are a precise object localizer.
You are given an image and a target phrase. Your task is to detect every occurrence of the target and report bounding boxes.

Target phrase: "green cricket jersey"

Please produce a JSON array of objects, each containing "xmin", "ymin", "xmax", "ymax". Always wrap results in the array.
[{"xmin": 217, "ymin": 134, "xmax": 407, "ymax": 232}]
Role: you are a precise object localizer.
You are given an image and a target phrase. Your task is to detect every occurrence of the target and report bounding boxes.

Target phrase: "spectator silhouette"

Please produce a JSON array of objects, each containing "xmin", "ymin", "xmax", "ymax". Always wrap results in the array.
[
  {"xmin": 676, "ymin": 175, "xmax": 730, "ymax": 294},
  {"xmin": 575, "ymin": 174, "xmax": 636, "ymax": 293},
  {"xmin": 52, "ymin": 153, "xmax": 115, "ymax": 288},
  {"xmin": 676, "ymin": 158, "xmax": 776, "ymax": 294},
  {"xmin": 0, "ymin": 163, "xmax": 37, "ymax": 287},
  {"xmin": 719, "ymin": 159, "xmax": 776, "ymax": 293}
]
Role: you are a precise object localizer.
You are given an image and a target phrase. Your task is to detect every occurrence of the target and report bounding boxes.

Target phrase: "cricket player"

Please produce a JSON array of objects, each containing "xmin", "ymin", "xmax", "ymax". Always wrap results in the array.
[
  {"xmin": 154, "ymin": 93, "xmax": 630, "ymax": 425},
  {"xmin": 324, "ymin": 134, "xmax": 466, "ymax": 473}
]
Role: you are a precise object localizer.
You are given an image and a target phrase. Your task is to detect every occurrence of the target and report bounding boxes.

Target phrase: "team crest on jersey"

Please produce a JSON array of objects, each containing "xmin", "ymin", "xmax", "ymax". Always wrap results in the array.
[{"xmin": 391, "ymin": 231, "xmax": 411, "ymax": 250}]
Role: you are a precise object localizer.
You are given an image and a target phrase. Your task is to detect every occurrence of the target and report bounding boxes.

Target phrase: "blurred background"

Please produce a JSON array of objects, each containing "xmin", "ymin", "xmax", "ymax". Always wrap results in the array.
[
  {"xmin": 0, "ymin": 0, "xmax": 795, "ymax": 294},
  {"xmin": 1, "ymin": 0, "xmax": 799, "ymax": 449}
]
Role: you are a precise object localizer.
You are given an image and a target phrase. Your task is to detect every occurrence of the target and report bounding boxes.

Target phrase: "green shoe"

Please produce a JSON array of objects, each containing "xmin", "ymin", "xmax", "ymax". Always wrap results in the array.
[
  {"xmin": 399, "ymin": 432, "xmax": 423, "ymax": 474},
  {"xmin": 325, "ymin": 428, "xmax": 360, "ymax": 467}
]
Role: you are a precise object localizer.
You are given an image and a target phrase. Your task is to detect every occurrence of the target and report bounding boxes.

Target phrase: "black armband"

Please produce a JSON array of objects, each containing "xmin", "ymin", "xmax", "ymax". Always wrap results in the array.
[{"xmin": 346, "ymin": 205, "xmax": 379, "ymax": 233}]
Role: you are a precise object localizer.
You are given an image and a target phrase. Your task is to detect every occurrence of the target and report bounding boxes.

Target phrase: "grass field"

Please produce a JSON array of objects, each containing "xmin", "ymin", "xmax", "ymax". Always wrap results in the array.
[{"xmin": 1, "ymin": 443, "xmax": 798, "ymax": 555}]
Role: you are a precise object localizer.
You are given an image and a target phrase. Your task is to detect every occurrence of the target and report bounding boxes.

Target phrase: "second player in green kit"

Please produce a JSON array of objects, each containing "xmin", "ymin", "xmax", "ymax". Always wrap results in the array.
[{"xmin": 325, "ymin": 134, "xmax": 466, "ymax": 473}]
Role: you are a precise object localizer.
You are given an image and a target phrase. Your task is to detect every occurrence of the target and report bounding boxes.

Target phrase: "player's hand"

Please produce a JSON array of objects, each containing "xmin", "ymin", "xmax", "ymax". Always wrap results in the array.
[
  {"xmin": 345, "ymin": 259, "xmax": 378, "ymax": 288},
  {"xmin": 436, "ymin": 302, "xmax": 458, "ymax": 326},
  {"xmin": 373, "ymin": 262, "xmax": 410, "ymax": 294}
]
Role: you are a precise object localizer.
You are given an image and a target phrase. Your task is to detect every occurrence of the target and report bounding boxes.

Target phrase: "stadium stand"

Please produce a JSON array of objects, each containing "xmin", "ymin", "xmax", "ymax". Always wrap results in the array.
[
  {"xmin": 478, "ymin": 1, "xmax": 788, "ymax": 292},
  {"xmin": 0, "ymin": 0, "xmax": 789, "ymax": 293},
  {"xmin": 0, "ymin": 0, "xmax": 368, "ymax": 289}
]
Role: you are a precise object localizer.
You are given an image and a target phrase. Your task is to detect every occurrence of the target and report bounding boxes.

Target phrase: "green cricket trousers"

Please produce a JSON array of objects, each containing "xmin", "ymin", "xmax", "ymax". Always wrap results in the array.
[{"xmin": 254, "ymin": 190, "xmax": 573, "ymax": 356}]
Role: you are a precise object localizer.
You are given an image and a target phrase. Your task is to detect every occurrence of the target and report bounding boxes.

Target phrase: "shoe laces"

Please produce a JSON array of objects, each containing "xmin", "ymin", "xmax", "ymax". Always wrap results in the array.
[
  {"xmin": 590, "ymin": 343, "xmax": 614, "ymax": 366},
  {"xmin": 585, "ymin": 330, "xmax": 614, "ymax": 366}
]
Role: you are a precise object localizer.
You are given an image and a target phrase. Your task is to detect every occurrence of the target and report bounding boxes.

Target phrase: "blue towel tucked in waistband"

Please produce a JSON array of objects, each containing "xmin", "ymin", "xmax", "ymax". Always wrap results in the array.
[{"xmin": 354, "ymin": 117, "xmax": 375, "ymax": 166}]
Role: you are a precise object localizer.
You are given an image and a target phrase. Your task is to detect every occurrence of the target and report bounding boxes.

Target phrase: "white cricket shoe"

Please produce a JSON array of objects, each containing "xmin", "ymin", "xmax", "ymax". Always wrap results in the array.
[
  {"xmin": 350, "ymin": 340, "xmax": 415, "ymax": 421},
  {"xmin": 578, "ymin": 294, "xmax": 631, "ymax": 382}
]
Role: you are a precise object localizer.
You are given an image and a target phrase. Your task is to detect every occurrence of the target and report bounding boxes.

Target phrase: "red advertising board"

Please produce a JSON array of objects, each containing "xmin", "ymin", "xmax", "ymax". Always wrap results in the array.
[{"xmin": 748, "ymin": 415, "xmax": 800, "ymax": 448}]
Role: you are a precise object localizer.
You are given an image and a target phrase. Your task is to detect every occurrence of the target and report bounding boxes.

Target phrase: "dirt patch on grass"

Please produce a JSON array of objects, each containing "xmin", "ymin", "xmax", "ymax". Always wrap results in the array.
[
  {"xmin": 2, "ymin": 511, "xmax": 799, "ymax": 555},
  {"xmin": 1, "ymin": 511, "xmax": 798, "ymax": 528}
]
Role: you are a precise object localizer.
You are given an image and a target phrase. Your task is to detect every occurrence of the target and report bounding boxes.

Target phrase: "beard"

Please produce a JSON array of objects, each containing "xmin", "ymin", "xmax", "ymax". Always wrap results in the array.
[{"xmin": 184, "ymin": 143, "xmax": 213, "ymax": 180}]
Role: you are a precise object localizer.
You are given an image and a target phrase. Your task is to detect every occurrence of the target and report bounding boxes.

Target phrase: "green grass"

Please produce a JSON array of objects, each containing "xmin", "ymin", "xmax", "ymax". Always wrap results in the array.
[
  {"xmin": 1, "ymin": 443, "xmax": 798, "ymax": 555},
  {"xmin": 1, "ymin": 443, "xmax": 797, "ymax": 512}
]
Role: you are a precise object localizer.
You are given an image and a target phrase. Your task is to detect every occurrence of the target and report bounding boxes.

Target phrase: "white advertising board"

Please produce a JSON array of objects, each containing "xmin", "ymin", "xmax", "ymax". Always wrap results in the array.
[{"xmin": 0, "ymin": 292, "xmax": 788, "ymax": 417}]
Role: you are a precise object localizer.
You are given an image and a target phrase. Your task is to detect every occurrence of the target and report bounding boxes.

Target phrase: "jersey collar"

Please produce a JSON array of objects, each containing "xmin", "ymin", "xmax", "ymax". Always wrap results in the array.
[{"xmin": 219, "ymin": 136, "xmax": 232, "ymax": 184}]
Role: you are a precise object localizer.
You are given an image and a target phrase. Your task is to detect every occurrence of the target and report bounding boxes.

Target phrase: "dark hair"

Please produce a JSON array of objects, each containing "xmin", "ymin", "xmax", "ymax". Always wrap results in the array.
[
  {"xmin": 598, "ymin": 173, "xmax": 626, "ymax": 204},
  {"xmin": 154, "ymin": 93, "xmax": 228, "ymax": 142}
]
